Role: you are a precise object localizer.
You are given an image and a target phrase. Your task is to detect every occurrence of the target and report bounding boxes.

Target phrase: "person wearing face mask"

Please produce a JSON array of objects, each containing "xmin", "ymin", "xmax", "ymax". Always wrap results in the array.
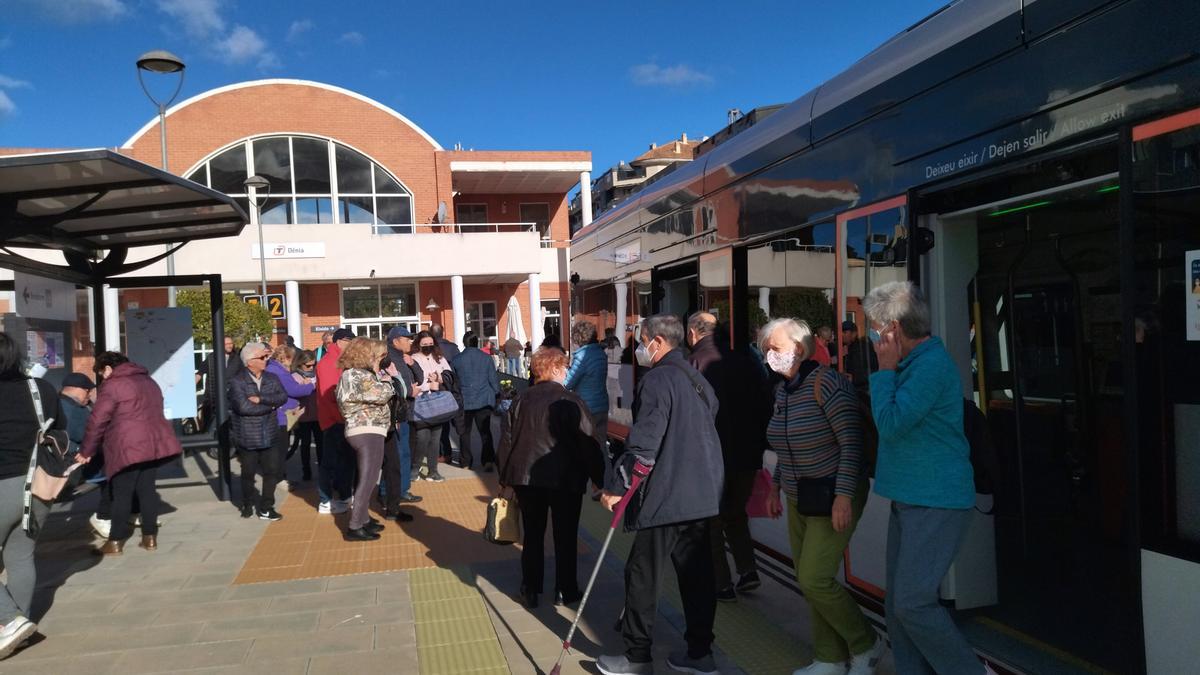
[
  {"xmin": 596, "ymin": 314, "xmax": 723, "ymax": 675},
  {"xmin": 685, "ymin": 312, "xmax": 771, "ymax": 603},
  {"xmin": 409, "ymin": 330, "xmax": 453, "ymax": 483},
  {"xmin": 496, "ymin": 347, "xmax": 605, "ymax": 609},
  {"xmin": 288, "ymin": 350, "xmax": 321, "ymax": 483},
  {"xmin": 863, "ymin": 281, "xmax": 984, "ymax": 675},
  {"xmin": 759, "ymin": 319, "xmax": 882, "ymax": 675}
]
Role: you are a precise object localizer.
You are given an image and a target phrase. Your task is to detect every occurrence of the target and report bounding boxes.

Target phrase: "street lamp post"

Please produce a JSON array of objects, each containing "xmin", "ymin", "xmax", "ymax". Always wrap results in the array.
[
  {"xmin": 244, "ymin": 175, "xmax": 272, "ymax": 299},
  {"xmin": 136, "ymin": 50, "xmax": 186, "ymax": 307}
]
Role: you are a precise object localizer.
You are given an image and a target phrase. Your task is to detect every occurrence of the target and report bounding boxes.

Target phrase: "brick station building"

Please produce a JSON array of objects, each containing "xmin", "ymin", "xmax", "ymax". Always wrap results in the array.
[{"xmin": 2, "ymin": 78, "xmax": 592, "ymax": 358}]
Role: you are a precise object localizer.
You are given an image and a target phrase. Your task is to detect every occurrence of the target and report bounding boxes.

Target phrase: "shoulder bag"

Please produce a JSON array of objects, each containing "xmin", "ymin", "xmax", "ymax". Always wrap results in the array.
[
  {"xmin": 411, "ymin": 389, "xmax": 460, "ymax": 425},
  {"xmin": 791, "ymin": 368, "xmax": 840, "ymax": 517},
  {"xmin": 22, "ymin": 379, "xmax": 76, "ymax": 534}
]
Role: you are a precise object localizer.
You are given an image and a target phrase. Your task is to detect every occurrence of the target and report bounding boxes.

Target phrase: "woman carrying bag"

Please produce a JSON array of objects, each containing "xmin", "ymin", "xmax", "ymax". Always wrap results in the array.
[
  {"xmin": 335, "ymin": 338, "xmax": 395, "ymax": 542},
  {"xmin": 409, "ymin": 331, "xmax": 456, "ymax": 483},
  {"xmin": 496, "ymin": 347, "xmax": 605, "ymax": 609},
  {"xmin": 759, "ymin": 319, "xmax": 884, "ymax": 675}
]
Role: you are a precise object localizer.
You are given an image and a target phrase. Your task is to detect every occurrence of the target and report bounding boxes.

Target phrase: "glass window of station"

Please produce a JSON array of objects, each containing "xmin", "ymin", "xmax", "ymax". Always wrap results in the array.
[{"xmin": 186, "ymin": 135, "xmax": 414, "ymax": 234}]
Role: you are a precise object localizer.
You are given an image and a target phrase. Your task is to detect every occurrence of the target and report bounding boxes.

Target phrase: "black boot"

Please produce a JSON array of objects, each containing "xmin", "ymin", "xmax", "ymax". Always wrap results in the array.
[{"xmin": 345, "ymin": 527, "xmax": 381, "ymax": 541}]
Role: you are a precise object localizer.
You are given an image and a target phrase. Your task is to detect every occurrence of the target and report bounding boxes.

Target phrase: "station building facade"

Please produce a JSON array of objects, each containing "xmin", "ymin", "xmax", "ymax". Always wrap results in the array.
[{"xmin": 2, "ymin": 79, "xmax": 590, "ymax": 356}]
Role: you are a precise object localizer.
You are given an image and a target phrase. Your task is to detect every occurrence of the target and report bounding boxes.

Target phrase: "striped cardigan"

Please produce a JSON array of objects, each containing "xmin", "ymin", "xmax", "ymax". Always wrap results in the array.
[{"xmin": 767, "ymin": 364, "xmax": 864, "ymax": 499}]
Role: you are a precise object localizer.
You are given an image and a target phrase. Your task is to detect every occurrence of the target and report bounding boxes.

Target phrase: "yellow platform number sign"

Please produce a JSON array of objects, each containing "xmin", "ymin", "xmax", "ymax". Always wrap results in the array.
[{"xmin": 244, "ymin": 293, "xmax": 286, "ymax": 320}]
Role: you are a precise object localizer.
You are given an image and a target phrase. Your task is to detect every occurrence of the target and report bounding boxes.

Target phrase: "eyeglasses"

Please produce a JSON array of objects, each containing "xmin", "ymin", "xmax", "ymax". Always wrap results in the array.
[{"xmin": 251, "ymin": 355, "xmax": 269, "ymax": 361}]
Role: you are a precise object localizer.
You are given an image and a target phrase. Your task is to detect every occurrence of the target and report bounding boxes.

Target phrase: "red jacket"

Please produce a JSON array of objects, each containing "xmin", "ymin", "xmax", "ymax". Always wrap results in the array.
[
  {"xmin": 79, "ymin": 362, "xmax": 182, "ymax": 476},
  {"xmin": 316, "ymin": 342, "xmax": 345, "ymax": 430}
]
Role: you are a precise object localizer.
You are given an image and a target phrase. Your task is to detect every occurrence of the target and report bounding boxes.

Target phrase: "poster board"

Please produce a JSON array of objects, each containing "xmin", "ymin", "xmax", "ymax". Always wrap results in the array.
[
  {"xmin": 124, "ymin": 307, "xmax": 195, "ymax": 420},
  {"xmin": 1188, "ymin": 250, "xmax": 1200, "ymax": 341}
]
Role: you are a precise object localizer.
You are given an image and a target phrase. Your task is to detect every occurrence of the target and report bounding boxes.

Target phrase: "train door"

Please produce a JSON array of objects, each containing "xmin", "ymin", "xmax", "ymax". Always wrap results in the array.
[
  {"xmin": 920, "ymin": 141, "xmax": 1140, "ymax": 674},
  {"xmin": 651, "ymin": 259, "xmax": 699, "ymax": 321}
]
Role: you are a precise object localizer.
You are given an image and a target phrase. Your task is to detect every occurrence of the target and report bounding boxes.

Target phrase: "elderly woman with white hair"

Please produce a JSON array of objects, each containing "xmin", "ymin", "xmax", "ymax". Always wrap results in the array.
[
  {"xmin": 864, "ymin": 281, "xmax": 988, "ymax": 675},
  {"xmin": 760, "ymin": 318, "xmax": 883, "ymax": 675}
]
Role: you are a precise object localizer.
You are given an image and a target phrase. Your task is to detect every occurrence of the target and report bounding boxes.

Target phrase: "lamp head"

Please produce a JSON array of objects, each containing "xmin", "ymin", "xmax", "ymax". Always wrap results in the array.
[
  {"xmin": 243, "ymin": 175, "xmax": 271, "ymax": 192},
  {"xmin": 136, "ymin": 50, "xmax": 185, "ymax": 74}
]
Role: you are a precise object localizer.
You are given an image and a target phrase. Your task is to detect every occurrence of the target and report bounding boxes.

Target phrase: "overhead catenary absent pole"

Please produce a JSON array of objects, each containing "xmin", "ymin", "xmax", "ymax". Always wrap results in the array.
[{"xmin": 136, "ymin": 50, "xmax": 186, "ymax": 307}]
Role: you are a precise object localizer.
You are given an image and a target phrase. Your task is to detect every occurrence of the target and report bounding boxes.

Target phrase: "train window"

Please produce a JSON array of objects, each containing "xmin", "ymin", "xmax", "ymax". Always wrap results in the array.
[
  {"xmin": 746, "ymin": 220, "xmax": 837, "ymax": 362},
  {"xmin": 1133, "ymin": 115, "xmax": 1200, "ymax": 561},
  {"xmin": 841, "ymin": 200, "xmax": 907, "ymax": 391},
  {"xmin": 699, "ymin": 250, "xmax": 733, "ymax": 344}
]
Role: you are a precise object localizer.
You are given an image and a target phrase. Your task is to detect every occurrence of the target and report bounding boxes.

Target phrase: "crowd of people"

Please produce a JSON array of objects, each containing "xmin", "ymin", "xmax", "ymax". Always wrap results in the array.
[{"xmin": 0, "ymin": 281, "xmax": 995, "ymax": 674}]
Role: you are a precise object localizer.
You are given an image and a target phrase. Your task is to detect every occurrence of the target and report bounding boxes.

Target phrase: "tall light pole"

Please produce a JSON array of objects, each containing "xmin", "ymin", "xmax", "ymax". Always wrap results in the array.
[
  {"xmin": 244, "ymin": 175, "xmax": 272, "ymax": 299},
  {"xmin": 136, "ymin": 50, "xmax": 186, "ymax": 307}
]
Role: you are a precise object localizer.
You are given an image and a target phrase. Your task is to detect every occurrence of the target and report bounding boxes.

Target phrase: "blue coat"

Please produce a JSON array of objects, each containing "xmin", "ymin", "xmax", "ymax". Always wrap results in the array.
[
  {"xmin": 564, "ymin": 342, "xmax": 608, "ymax": 415},
  {"xmin": 869, "ymin": 337, "xmax": 975, "ymax": 509},
  {"xmin": 450, "ymin": 347, "xmax": 500, "ymax": 411}
]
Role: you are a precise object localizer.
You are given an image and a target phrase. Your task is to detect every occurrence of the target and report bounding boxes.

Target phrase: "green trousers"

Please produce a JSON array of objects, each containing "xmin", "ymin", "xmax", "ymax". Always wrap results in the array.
[{"xmin": 786, "ymin": 480, "xmax": 875, "ymax": 663}]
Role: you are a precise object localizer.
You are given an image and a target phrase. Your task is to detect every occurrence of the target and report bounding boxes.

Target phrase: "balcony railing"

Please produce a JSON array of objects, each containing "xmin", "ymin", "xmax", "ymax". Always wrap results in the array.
[{"xmin": 370, "ymin": 222, "xmax": 539, "ymax": 235}]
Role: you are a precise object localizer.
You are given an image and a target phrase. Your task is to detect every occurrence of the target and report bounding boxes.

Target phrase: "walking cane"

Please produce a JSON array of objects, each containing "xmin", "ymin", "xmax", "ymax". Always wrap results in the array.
[{"xmin": 547, "ymin": 460, "xmax": 652, "ymax": 675}]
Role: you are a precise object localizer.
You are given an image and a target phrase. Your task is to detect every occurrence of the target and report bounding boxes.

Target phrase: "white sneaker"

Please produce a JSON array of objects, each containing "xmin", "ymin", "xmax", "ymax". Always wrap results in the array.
[
  {"xmin": 0, "ymin": 615, "xmax": 36, "ymax": 660},
  {"xmin": 89, "ymin": 514, "xmax": 111, "ymax": 539},
  {"xmin": 792, "ymin": 662, "xmax": 847, "ymax": 675},
  {"xmin": 848, "ymin": 635, "xmax": 886, "ymax": 675},
  {"xmin": 318, "ymin": 501, "xmax": 333, "ymax": 514}
]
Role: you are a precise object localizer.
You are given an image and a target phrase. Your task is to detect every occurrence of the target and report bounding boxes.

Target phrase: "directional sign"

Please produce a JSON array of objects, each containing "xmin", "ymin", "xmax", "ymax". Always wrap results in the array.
[{"xmin": 244, "ymin": 293, "xmax": 286, "ymax": 320}]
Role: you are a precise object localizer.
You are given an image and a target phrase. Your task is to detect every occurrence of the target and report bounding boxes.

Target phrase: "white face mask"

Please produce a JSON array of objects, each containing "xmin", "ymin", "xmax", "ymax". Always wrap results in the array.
[
  {"xmin": 766, "ymin": 348, "xmax": 797, "ymax": 375},
  {"xmin": 635, "ymin": 341, "xmax": 656, "ymax": 367}
]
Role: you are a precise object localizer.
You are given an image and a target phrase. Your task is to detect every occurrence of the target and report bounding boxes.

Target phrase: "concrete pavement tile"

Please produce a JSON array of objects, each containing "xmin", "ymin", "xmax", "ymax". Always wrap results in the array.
[
  {"xmin": 112, "ymin": 638, "xmax": 254, "ymax": 674},
  {"xmin": 155, "ymin": 598, "xmax": 273, "ymax": 624},
  {"xmin": 36, "ymin": 607, "xmax": 162, "ymax": 635},
  {"xmin": 245, "ymin": 623, "xmax": 374, "ymax": 661},
  {"xmin": 307, "ymin": 648, "xmax": 418, "ymax": 675},
  {"xmin": 221, "ymin": 577, "xmax": 327, "ymax": 600},
  {"xmin": 267, "ymin": 586, "xmax": 375, "ymax": 613},
  {"xmin": 197, "ymin": 610, "xmax": 320, "ymax": 642},
  {"xmin": 0, "ymin": 651, "xmax": 121, "ymax": 674},
  {"xmin": 113, "ymin": 587, "xmax": 219, "ymax": 611},
  {"xmin": 375, "ymin": 621, "xmax": 417, "ymax": 648},
  {"xmin": 181, "ymin": 571, "xmax": 240, "ymax": 588},
  {"xmin": 165, "ymin": 657, "xmax": 311, "ymax": 674},
  {"xmin": 324, "ymin": 570, "xmax": 410, "ymax": 590},
  {"xmin": 11, "ymin": 623, "xmax": 206, "ymax": 661},
  {"xmin": 34, "ymin": 597, "xmax": 122, "ymax": 618},
  {"xmin": 318, "ymin": 602, "xmax": 414, "ymax": 629}
]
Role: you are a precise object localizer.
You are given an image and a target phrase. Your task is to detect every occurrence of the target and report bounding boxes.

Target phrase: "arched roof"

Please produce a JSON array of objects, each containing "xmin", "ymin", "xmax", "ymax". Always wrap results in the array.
[{"xmin": 121, "ymin": 78, "xmax": 443, "ymax": 151}]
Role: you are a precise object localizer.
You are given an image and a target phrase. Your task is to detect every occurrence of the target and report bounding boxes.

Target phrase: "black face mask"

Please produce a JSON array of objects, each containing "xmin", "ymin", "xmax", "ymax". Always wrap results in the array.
[{"xmin": 420, "ymin": 345, "xmax": 434, "ymax": 355}]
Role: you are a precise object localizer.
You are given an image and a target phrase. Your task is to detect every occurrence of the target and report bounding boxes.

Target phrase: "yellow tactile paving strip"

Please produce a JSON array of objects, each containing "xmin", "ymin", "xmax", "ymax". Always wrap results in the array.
[
  {"xmin": 234, "ymin": 474, "xmax": 522, "ymax": 584},
  {"xmin": 411, "ymin": 567, "xmax": 512, "ymax": 674}
]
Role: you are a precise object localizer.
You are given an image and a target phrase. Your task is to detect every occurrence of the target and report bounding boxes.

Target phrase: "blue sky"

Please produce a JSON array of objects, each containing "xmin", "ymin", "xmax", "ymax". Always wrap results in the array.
[{"xmin": 1, "ymin": 0, "xmax": 947, "ymax": 174}]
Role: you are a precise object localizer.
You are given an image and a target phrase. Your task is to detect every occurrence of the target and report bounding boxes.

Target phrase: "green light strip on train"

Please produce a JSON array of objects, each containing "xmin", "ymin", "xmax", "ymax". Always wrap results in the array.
[{"xmin": 987, "ymin": 200, "xmax": 1053, "ymax": 217}]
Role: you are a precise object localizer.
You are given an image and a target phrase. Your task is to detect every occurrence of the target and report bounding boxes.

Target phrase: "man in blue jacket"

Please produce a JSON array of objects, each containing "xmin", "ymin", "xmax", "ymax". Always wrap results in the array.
[
  {"xmin": 450, "ymin": 334, "xmax": 500, "ymax": 470},
  {"xmin": 598, "ymin": 314, "xmax": 723, "ymax": 675}
]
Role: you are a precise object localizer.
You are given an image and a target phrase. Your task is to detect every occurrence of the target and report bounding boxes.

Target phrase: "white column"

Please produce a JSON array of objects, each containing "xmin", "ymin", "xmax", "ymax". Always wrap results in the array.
[
  {"xmin": 285, "ymin": 280, "xmax": 302, "ymax": 343},
  {"xmin": 103, "ymin": 284, "xmax": 121, "ymax": 352},
  {"xmin": 450, "ymin": 275, "xmax": 466, "ymax": 347},
  {"xmin": 0, "ymin": 290, "xmax": 14, "ymax": 313},
  {"xmin": 579, "ymin": 171, "xmax": 593, "ymax": 229},
  {"xmin": 528, "ymin": 273, "xmax": 543, "ymax": 348},
  {"xmin": 614, "ymin": 281, "xmax": 628, "ymax": 348},
  {"xmin": 758, "ymin": 287, "xmax": 771, "ymax": 318}
]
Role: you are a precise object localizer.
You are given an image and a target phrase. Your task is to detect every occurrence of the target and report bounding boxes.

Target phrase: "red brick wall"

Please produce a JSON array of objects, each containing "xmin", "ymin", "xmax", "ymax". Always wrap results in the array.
[{"xmin": 300, "ymin": 283, "xmax": 341, "ymax": 350}]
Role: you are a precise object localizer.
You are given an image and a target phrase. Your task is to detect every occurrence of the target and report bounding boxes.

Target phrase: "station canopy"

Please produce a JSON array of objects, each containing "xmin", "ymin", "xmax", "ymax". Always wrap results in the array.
[{"xmin": 0, "ymin": 149, "xmax": 247, "ymax": 253}]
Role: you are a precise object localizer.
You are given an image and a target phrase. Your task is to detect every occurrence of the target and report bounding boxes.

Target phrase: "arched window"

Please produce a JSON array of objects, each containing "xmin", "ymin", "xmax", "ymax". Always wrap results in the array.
[{"xmin": 185, "ymin": 135, "xmax": 413, "ymax": 234}]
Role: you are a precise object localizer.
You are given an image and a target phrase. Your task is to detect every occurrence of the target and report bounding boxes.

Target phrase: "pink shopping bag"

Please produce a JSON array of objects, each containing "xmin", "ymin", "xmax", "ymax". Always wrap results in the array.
[{"xmin": 745, "ymin": 468, "xmax": 774, "ymax": 518}]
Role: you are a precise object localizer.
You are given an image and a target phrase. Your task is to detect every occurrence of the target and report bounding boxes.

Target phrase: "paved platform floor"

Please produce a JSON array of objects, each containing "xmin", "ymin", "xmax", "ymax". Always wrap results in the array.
[{"xmin": 0, "ymin": 446, "xmax": 898, "ymax": 674}]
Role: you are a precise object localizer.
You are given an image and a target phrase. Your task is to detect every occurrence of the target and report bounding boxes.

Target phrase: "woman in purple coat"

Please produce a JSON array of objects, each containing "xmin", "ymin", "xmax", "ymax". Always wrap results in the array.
[
  {"xmin": 266, "ymin": 345, "xmax": 316, "ymax": 487},
  {"xmin": 79, "ymin": 352, "xmax": 183, "ymax": 555}
]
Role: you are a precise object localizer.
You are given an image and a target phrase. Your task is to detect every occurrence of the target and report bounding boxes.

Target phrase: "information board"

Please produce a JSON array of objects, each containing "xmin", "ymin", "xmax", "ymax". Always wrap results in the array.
[{"xmin": 124, "ymin": 307, "xmax": 196, "ymax": 420}]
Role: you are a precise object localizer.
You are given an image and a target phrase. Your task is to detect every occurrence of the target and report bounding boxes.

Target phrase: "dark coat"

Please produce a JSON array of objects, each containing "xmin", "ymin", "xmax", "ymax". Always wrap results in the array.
[
  {"xmin": 437, "ymin": 338, "xmax": 461, "ymax": 360},
  {"xmin": 687, "ymin": 335, "xmax": 771, "ymax": 472},
  {"xmin": 228, "ymin": 368, "xmax": 289, "ymax": 449},
  {"xmin": 605, "ymin": 348, "xmax": 724, "ymax": 530},
  {"xmin": 0, "ymin": 377, "xmax": 65, "ymax": 480},
  {"xmin": 497, "ymin": 381, "xmax": 605, "ymax": 493},
  {"xmin": 451, "ymin": 347, "xmax": 500, "ymax": 411},
  {"xmin": 205, "ymin": 349, "xmax": 244, "ymax": 403},
  {"xmin": 79, "ymin": 363, "xmax": 182, "ymax": 476}
]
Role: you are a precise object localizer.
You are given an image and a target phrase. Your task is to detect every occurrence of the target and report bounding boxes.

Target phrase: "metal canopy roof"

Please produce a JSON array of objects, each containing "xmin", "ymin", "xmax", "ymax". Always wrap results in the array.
[{"xmin": 0, "ymin": 149, "xmax": 247, "ymax": 252}]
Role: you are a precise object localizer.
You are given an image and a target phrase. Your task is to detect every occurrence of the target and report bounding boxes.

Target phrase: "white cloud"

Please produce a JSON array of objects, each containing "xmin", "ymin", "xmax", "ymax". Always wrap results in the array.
[
  {"xmin": 215, "ymin": 25, "xmax": 279, "ymax": 69},
  {"xmin": 287, "ymin": 19, "xmax": 314, "ymax": 42},
  {"xmin": 0, "ymin": 91, "xmax": 16, "ymax": 116},
  {"xmin": 157, "ymin": 0, "xmax": 224, "ymax": 38},
  {"xmin": 629, "ymin": 62, "xmax": 713, "ymax": 88},
  {"xmin": 0, "ymin": 75, "xmax": 31, "ymax": 89},
  {"xmin": 338, "ymin": 31, "xmax": 365, "ymax": 45},
  {"xmin": 16, "ymin": 0, "xmax": 127, "ymax": 22}
]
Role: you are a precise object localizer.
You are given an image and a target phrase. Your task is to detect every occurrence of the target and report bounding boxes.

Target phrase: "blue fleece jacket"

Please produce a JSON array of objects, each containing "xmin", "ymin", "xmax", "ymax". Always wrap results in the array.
[
  {"xmin": 266, "ymin": 359, "xmax": 316, "ymax": 427},
  {"xmin": 869, "ymin": 337, "xmax": 974, "ymax": 509},
  {"xmin": 564, "ymin": 342, "xmax": 608, "ymax": 415}
]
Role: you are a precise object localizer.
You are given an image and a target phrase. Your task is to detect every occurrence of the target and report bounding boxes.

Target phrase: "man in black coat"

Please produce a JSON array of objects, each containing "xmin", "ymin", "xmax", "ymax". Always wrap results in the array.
[
  {"xmin": 228, "ymin": 343, "xmax": 288, "ymax": 521},
  {"xmin": 687, "ymin": 311, "xmax": 770, "ymax": 602},
  {"xmin": 598, "ymin": 314, "xmax": 722, "ymax": 675}
]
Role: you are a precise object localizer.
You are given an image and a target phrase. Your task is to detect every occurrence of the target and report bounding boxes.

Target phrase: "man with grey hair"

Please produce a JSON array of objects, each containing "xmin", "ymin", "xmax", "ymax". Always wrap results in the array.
[
  {"xmin": 228, "ymin": 342, "xmax": 288, "ymax": 520},
  {"xmin": 597, "ymin": 314, "xmax": 723, "ymax": 675},
  {"xmin": 686, "ymin": 311, "xmax": 770, "ymax": 602}
]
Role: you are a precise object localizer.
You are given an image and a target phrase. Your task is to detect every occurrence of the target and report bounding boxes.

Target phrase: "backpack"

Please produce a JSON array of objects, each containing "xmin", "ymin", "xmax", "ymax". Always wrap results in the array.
[
  {"xmin": 812, "ymin": 367, "xmax": 879, "ymax": 478},
  {"xmin": 962, "ymin": 399, "xmax": 999, "ymax": 498}
]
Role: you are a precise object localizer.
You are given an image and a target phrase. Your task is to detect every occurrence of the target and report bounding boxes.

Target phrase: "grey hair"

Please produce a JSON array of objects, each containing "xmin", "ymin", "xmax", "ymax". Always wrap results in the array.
[
  {"xmin": 758, "ymin": 318, "xmax": 814, "ymax": 360},
  {"xmin": 240, "ymin": 342, "xmax": 268, "ymax": 365},
  {"xmin": 571, "ymin": 320, "xmax": 597, "ymax": 347},
  {"xmin": 687, "ymin": 312, "xmax": 717, "ymax": 338},
  {"xmin": 641, "ymin": 313, "xmax": 685, "ymax": 348},
  {"xmin": 863, "ymin": 281, "xmax": 931, "ymax": 339}
]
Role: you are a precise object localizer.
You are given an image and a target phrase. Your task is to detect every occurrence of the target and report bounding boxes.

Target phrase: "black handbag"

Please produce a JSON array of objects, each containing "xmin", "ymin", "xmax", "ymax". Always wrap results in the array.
[{"xmin": 793, "ymin": 475, "xmax": 837, "ymax": 517}]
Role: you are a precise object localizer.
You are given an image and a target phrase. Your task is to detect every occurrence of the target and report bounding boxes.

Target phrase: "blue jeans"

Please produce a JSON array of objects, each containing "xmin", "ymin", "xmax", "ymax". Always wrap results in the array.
[
  {"xmin": 318, "ymin": 424, "xmax": 352, "ymax": 504},
  {"xmin": 885, "ymin": 502, "xmax": 982, "ymax": 675},
  {"xmin": 397, "ymin": 421, "xmax": 412, "ymax": 495},
  {"xmin": 507, "ymin": 357, "xmax": 520, "ymax": 375}
]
